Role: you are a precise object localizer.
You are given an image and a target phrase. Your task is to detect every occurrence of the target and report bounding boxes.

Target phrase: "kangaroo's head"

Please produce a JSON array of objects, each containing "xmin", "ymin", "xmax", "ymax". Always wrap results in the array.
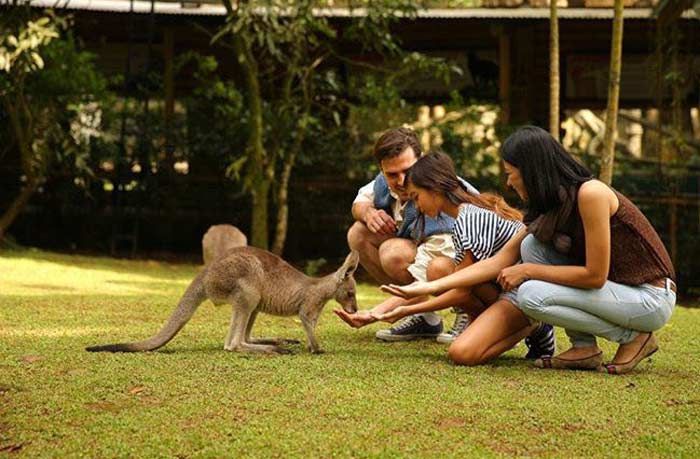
[{"xmin": 332, "ymin": 251, "xmax": 360, "ymax": 313}]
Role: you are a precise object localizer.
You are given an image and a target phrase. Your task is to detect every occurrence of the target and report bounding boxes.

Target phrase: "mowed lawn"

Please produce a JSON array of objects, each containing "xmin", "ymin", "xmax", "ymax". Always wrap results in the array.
[{"xmin": 1, "ymin": 249, "xmax": 699, "ymax": 458}]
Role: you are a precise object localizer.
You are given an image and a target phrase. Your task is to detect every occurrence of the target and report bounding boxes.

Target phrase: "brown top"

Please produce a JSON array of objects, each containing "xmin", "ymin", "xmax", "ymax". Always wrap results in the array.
[{"xmin": 568, "ymin": 187, "xmax": 675, "ymax": 285}]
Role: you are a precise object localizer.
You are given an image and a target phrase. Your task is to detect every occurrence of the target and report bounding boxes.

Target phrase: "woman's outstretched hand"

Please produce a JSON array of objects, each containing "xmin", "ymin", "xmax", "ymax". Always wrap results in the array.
[
  {"xmin": 371, "ymin": 306, "xmax": 410, "ymax": 323},
  {"xmin": 334, "ymin": 309, "xmax": 377, "ymax": 329},
  {"xmin": 380, "ymin": 281, "xmax": 435, "ymax": 299}
]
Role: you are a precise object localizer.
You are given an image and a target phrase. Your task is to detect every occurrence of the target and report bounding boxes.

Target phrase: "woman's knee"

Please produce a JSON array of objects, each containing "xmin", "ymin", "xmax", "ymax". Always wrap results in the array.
[
  {"xmin": 516, "ymin": 280, "xmax": 550, "ymax": 316},
  {"xmin": 426, "ymin": 256, "xmax": 455, "ymax": 281},
  {"xmin": 447, "ymin": 341, "xmax": 484, "ymax": 366}
]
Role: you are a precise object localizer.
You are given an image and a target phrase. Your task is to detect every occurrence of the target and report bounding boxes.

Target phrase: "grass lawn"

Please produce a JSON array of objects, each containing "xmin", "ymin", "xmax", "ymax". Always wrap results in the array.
[{"xmin": 1, "ymin": 248, "xmax": 699, "ymax": 457}]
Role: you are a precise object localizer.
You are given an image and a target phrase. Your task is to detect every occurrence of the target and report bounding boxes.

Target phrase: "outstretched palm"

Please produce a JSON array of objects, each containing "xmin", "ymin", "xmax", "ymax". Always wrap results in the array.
[{"xmin": 334, "ymin": 309, "xmax": 376, "ymax": 329}]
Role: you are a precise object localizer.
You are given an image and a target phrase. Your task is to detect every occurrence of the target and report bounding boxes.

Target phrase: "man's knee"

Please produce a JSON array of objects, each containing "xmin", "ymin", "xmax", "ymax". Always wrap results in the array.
[
  {"xmin": 426, "ymin": 256, "xmax": 455, "ymax": 281},
  {"xmin": 448, "ymin": 341, "xmax": 483, "ymax": 366},
  {"xmin": 378, "ymin": 238, "xmax": 415, "ymax": 275},
  {"xmin": 347, "ymin": 221, "xmax": 370, "ymax": 251}
]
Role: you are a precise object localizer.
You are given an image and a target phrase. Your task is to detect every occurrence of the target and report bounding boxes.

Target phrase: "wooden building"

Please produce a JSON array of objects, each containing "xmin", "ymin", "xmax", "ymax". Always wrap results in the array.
[{"xmin": 29, "ymin": 0, "xmax": 700, "ymax": 127}]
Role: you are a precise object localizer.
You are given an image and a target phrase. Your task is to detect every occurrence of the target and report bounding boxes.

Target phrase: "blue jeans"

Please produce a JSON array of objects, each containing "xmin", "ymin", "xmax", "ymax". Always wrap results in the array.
[{"xmin": 515, "ymin": 235, "xmax": 676, "ymax": 347}]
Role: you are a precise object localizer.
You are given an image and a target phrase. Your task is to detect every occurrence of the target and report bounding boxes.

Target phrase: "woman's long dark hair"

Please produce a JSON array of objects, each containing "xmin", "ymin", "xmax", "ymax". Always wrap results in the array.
[
  {"xmin": 501, "ymin": 126, "xmax": 592, "ymax": 220},
  {"xmin": 406, "ymin": 151, "xmax": 522, "ymax": 239}
]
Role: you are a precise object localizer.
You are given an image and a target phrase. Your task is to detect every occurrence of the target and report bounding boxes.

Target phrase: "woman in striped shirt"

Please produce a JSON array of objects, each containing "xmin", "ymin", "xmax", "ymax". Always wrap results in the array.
[{"xmin": 376, "ymin": 151, "xmax": 555, "ymax": 364}]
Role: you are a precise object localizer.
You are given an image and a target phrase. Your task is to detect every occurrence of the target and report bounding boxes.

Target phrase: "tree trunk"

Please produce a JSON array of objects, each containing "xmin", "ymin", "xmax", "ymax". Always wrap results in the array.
[
  {"xmin": 250, "ymin": 178, "xmax": 270, "ymax": 250},
  {"xmin": 599, "ymin": 0, "xmax": 624, "ymax": 185},
  {"xmin": 0, "ymin": 181, "xmax": 38, "ymax": 241},
  {"xmin": 271, "ymin": 151, "xmax": 296, "ymax": 256},
  {"xmin": 549, "ymin": 0, "xmax": 560, "ymax": 141},
  {"xmin": 1, "ymin": 93, "xmax": 38, "ymax": 241},
  {"xmin": 232, "ymin": 32, "xmax": 270, "ymax": 250}
]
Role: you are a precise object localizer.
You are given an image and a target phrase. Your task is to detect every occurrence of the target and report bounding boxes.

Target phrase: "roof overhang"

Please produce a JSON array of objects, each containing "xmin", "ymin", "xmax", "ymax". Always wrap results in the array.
[{"xmin": 19, "ymin": 1, "xmax": 700, "ymax": 19}]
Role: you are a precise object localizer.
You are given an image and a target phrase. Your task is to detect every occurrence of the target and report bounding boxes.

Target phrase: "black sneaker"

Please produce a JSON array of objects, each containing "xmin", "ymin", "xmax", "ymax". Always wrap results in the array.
[
  {"xmin": 436, "ymin": 308, "xmax": 471, "ymax": 344},
  {"xmin": 525, "ymin": 323, "xmax": 556, "ymax": 359},
  {"xmin": 375, "ymin": 315, "xmax": 443, "ymax": 342}
]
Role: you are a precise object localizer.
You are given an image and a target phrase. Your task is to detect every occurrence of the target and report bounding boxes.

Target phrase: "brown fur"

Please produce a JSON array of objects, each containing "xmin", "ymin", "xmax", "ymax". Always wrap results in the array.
[
  {"xmin": 86, "ymin": 248, "xmax": 359, "ymax": 354},
  {"xmin": 202, "ymin": 224, "xmax": 247, "ymax": 265}
]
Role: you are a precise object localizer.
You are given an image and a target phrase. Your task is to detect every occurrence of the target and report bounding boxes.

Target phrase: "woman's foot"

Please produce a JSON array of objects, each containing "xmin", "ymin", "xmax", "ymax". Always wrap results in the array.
[
  {"xmin": 600, "ymin": 333, "xmax": 658, "ymax": 375},
  {"xmin": 534, "ymin": 346, "xmax": 603, "ymax": 370}
]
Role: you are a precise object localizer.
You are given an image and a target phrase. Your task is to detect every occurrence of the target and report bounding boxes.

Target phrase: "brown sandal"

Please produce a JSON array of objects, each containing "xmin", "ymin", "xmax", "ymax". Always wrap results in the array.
[
  {"xmin": 535, "ymin": 351, "xmax": 603, "ymax": 370},
  {"xmin": 600, "ymin": 333, "xmax": 658, "ymax": 375}
]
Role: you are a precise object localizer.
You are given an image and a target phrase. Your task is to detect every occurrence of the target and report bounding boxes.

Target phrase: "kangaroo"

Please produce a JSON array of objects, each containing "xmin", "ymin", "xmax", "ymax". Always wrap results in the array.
[
  {"xmin": 86, "ymin": 248, "xmax": 359, "ymax": 354},
  {"xmin": 202, "ymin": 224, "xmax": 247, "ymax": 265}
]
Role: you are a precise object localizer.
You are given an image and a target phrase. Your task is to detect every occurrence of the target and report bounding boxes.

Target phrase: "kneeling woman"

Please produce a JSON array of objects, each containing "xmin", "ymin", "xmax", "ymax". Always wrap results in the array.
[
  {"xmin": 387, "ymin": 126, "xmax": 676, "ymax": 374},
  {"xmin": 376, "ymin": 151, "xmax": 555, "ymax": 364}
]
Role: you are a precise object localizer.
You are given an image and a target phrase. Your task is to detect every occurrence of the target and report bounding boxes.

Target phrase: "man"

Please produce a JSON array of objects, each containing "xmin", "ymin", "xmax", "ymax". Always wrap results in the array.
[{"xmin": 346, "ymin": 127, "xmax": 478, "ymax": 342}]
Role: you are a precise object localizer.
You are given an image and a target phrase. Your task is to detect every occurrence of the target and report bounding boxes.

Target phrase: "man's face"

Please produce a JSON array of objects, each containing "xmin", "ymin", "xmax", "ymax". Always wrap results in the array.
[{"xmin": 380, "ymin": 147, "xmax": 419, "ymax": 201}]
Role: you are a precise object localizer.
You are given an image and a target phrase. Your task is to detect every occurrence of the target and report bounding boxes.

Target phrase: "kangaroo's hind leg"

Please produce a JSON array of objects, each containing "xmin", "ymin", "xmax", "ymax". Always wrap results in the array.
[
  {"xmin": 245, "ymin": 310, "xmax": 300, "ymax": 345},
  {"xmin": 224, "ymin": 288, "xmax": 291, "ymax": 354}
]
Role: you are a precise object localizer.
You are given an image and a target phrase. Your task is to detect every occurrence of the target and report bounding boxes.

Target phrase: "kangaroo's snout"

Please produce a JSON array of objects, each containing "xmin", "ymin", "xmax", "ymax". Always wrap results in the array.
[
  {"xmin": 343, "ymin": 298, "xmax": 358, "ymax": 314},
  {"xmin": 335, "ymin": 288, "xmax": 358, "ymax": 314}
]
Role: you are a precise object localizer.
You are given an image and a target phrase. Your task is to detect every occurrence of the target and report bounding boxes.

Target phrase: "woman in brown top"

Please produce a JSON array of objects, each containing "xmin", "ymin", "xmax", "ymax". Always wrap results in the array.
[{"xmin": 383, "ymin": 126, "xmax": 676, "ymax": 374}]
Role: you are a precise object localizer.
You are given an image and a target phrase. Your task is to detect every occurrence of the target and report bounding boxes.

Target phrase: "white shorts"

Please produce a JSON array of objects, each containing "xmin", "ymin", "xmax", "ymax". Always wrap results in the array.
[{"xmin": 407, "ymin": 234, "xmax": 456, "ymax": 282}]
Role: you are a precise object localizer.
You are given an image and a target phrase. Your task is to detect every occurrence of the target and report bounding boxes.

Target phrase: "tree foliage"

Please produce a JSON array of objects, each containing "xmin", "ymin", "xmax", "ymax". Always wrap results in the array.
[
  {"xmin": 211, "ymin": 0, "xmax": 457, "ymax": 252},
  {"xmin": 0, "ymin": 8, "xmax": 110, "ymax": 239}
]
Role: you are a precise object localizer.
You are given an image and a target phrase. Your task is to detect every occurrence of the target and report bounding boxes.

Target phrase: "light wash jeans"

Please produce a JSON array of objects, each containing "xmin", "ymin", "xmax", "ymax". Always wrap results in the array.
[{"xmin": 515, "ymin": 234, "xmax": 676, "ymax": 347}]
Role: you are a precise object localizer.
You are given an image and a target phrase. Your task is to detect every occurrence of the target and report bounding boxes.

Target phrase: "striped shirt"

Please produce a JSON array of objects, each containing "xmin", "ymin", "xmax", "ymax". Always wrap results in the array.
[{"xmin": 452, "ymin": 204, "xmax": 525, "ymax": 264}]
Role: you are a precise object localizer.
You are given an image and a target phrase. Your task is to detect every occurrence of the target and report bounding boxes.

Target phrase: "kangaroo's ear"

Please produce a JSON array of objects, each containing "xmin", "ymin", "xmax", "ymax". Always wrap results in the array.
[{"xmin": 337, "ymin": 250, "xmax": 360, "ymax": 280}]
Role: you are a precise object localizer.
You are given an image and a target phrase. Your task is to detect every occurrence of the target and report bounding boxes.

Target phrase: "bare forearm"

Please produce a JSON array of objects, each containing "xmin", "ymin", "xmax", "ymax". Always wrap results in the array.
[
  {"xmin": 370, "ymin": 295, "xmax": 427, "ymax": 315},
  {"xmin": 525, "ymin": 263, "xmax": 607, "ymax": 289},
  {"xmin": 401, "ymin": 288, "xmax": 472, "ymax": 315},
  {"xmin": 428, "ymin": 256, "xmax": 506, "ymax": 294},
  {"xmin": 428, "ymin": 230, "xmax": 526, "ymax": 293},
  {"xmin": 352, "ymin": 202, "xmax": 372, "ymax": 222}
]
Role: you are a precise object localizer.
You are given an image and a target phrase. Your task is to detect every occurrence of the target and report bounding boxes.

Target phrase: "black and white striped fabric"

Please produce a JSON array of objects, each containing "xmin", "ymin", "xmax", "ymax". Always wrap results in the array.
[{"xmin": 452, "ymin": 204, "xmax": 525, "ymax": 264}]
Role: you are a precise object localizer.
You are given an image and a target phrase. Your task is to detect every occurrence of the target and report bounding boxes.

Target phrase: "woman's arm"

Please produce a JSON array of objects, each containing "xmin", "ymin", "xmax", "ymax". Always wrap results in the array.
[
  {"xmin": 382, "ymin": 228, "xmax": 528, "ymax": 298},
  {"xmin": 373, "ymin": 288, "xmax": 472, "ymax": 322},
  {"xmin": 498, "ymin": 181, "xmax": 614, "ymax": 290}
]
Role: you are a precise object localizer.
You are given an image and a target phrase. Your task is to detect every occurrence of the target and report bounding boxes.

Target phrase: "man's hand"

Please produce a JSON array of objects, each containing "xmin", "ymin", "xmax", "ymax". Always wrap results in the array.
[
  {"xmin": 371, "ymin": 306, "xmax": 410, "ymax": 323},
  {"xmin": 380, "ymin": 281, "xmax": 436, "ymax": 299},
  {"xmin": 363, "ymin": 208, "xmax": 397, "ymax": 235},
  {"xmin": 497, "ymin": 263, "xmax": 530, "ymax": 291},
  {"xmin": 334, "ymin": 309, "xmax": 377, "ymax": 329}
]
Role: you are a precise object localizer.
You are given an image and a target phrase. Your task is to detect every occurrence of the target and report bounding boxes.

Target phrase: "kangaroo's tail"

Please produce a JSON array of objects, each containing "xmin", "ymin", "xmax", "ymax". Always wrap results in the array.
[{"xmin": 86, "ymin": 270, "xmax": 208, "ymax": 352}]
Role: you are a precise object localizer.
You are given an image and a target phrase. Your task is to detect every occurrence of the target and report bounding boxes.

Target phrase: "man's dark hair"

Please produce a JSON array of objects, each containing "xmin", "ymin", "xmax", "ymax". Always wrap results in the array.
[
  {"xmin": 501, "ymin": 125, "xmax": 593, "ymax": 220},
  {"xmin": 373, "ymin": 127, "xmax": 422, "ymax": 163}
]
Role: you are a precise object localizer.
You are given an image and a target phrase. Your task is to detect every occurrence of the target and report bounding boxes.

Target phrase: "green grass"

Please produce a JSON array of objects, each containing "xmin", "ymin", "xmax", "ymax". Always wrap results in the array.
[{"xmin": 1, "ymin": 248, "xmax": 699, "ymax": 458}]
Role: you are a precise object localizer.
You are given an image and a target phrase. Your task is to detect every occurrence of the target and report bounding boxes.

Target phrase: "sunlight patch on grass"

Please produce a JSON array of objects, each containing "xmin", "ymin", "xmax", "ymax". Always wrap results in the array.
[
  {"xmin": 0, "ymin": 325, "xmax": 120, "ymax": 338},
  {"xmin": 1, "ymin": 252, "xmax": 192, "ymax": 297}
]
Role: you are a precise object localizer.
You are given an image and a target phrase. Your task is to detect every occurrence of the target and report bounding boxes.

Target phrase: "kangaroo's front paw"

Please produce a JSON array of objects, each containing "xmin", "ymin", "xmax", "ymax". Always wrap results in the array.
[{"xmin": 309, "ymin": 347, "xmax": 325, "ymax": 355}]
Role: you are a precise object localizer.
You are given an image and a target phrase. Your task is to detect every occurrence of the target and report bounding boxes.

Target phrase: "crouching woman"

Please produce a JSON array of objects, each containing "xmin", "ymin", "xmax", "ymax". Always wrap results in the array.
[{"xmin": 497, "ymin": 126, "xmax": 676, "ymax": 374}]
